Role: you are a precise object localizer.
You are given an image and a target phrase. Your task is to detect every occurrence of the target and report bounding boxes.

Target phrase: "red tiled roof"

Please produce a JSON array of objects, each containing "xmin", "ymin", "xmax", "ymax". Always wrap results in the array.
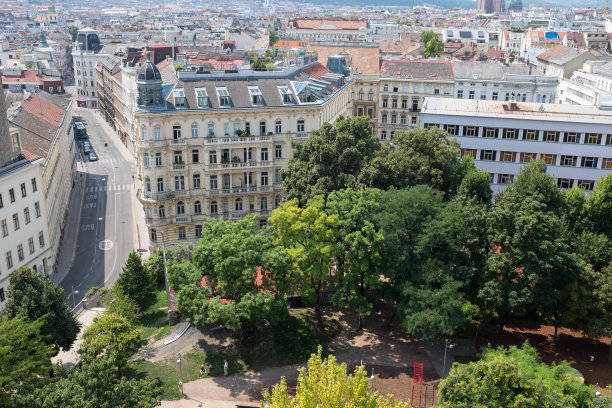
[
  {"xmin": 536, "ymin": 45, "xmax": 571, "ymax": 61},
  {"xmin": 303, "ymin": 62, "xmax": 333, "ymax": 80},
  {"xmin": 21, "ymin": 150, "xmax": 40, "ymax": 160},
  {"xmin": 21, "ymin": 92, "xmax": 66, "ymax": 127},
  {"xmin": 2, "ymin": 70, "xmax": 43, "ymax": 84}
]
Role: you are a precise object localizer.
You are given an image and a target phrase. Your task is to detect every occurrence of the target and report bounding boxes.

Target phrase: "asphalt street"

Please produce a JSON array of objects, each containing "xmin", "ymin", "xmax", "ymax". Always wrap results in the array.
[{"xmin": 59, "ymin": 107, "xmax": 139, "ymax": 305}]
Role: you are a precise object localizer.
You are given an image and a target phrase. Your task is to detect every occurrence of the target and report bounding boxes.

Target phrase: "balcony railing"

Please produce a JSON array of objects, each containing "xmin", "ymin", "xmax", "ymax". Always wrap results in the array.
[
  {"xmin": 205, "ymin": 135, "xmax": 271, "ymax": 145},
  {"xmin": 169, "ymin": 138, "xmax": 187, "ymax": 146},
  {"xmin": 138, "ymin": 189, "xmax": 175, "ymax": 202},
  {"xmin": 172, "ymin": 163, "xmax": 186, "ymax": 171}
]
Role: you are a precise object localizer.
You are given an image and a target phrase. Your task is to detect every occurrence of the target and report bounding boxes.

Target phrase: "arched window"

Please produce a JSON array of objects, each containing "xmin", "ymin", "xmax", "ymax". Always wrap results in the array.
[
  {"xmin": 159, "ymin": 205, "xmax": 166, "ymax": 218},
  {"xmin": 235, "ymin": 198, "xmax": 243, "ymax": 212},
  {"xmin": 194, "ymin": 201, "xmax": 202, "ymax": 214},
  {"xmin": 177, "ymin": 201, "xmax": 185, "ymax": 215},
  {"xmin": 210, "ymin": 201, "xmax": 218, "ymax": 214}
]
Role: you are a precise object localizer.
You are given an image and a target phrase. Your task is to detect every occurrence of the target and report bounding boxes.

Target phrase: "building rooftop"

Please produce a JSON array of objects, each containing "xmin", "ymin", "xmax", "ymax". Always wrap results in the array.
[
  {"xmin": 421, "ymin": 97, "xmax": 612, "ymax": 125},
  {"xmin": 380, "ymin": 60, "xmax": 454, "ymax": 80},
  {"xmin": 536, "ymin": 45, "xmax": 591, "ymax": 65},
  {"xmin": 452, "ymin": 61, "xmax": 532, "ymax": 80}
]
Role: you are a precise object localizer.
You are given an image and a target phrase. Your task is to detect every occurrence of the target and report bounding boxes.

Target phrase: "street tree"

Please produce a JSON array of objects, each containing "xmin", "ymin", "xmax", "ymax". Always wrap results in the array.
[
  {"xmin": 144, "ymin": 249, "xmax": 165, "ymax": 285},
  {"xmin": 270, "ymin": 197, "xmax": 339, "ymax": 333},
  {"xmin": 0, "ymin": 315, "xmax": 55, "ymax": 406},
  {"xmin": 563, "ymin": 187, "xmax": 588, "ymax": 236},
  {"xmin": 420, "ymin": 30, "xmax": 443, "ymax": 58},
  {"xmin": 263, "ymin": 346, "xmax": 409, "ymax": 408},
  {"xmin": 585, "ymin": 173, "xmax": 612, "ymax": 238},
  {"xmin": 269, "ymin": 30, "xmax": 279, "ymax": 47},
  {"xmin": 438, "ymin": 343, "xmax": 592, "ymax": 408},
  {"xmin": 390, "ymin": 127, "xmax": 461, "ymax": 194},
  {"xmin": 283, "ymin": 116, "xmax": 393, "ymax": 205},
  {"xmin": 20, "ymin": 356, "xmax": 161, "ymax": 408},
  {"xmin": 115, "ymin": 251, "xmax": 155, "ymax": 309},
  {"xmin": 326, "ymin": 188, "xmax": 385, "ymax": 330},
  {"xmin": 457, "ymin": 164, "xmax": 493, "ymax": 205},
  {"xmin": 79, "ymin": 314, "xmax": 142, "ymax": 371},
  {"xmin": 5, "ymin": 267, "xmax": 80, "ymax": 351},
  {"xmin": 170, "ymin": 215, "xmax": 295, "ymax": 339}
]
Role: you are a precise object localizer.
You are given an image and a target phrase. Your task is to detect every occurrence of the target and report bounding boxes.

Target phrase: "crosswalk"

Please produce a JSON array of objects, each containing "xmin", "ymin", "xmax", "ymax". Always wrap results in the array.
[
  {"xmin": 85, "ymin": 158, "xmax": 128, "ymax": 165},
  {"xmin": 85, "ymin": 184, "xmax": 134, "ymax": 193}
]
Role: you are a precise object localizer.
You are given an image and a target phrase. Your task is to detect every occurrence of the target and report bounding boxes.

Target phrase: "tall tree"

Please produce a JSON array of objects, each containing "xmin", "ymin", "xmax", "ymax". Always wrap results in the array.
[
  {"xmin": 169, "ymin": 215, "xmax": 294, "ymax": 339},
  {"xmin": 0, "ymin": 316, "xmax": 55, "ymax": 406},
  {"xmin": 420, "ymin": 30, "xmax": 443, "ymax": 58},
  {"xmin": 5, "ymin": 267, "xmax": 80, "ymax": 351},
  {"xmin": 585, "ymin": 173, "xmax": 612, "ymax": 239},
  {"xmin": 283, "ymin": 116, "xmax": 393, "ymax": 205},
  {"xmin": 326, "ymin": 188, "xmax": 385, "ymax": 330},
  {"xmin": 270, "ymin": 197, "xmax": 339, "ymax": 332},
  {"xmin": 263, "ymin": 346, "xmax": 409, "ymax": 408},
  {"xmin": 438, "ymin": 343, "xmax": 592, "ymax": 408},
  {"xmin": 457, "ymin": 164, "xmax": 493, "ymax": 205},
  {"xmin": 268, "ymin": 29, "xmax": 279, "ymax": 47},
  {"xmin": 390, "ymin": 127, "xmax": 461, "ymax": 195},
  {"xmin": 115, "ymin": 251, "xmax": 155, "ymax": 309},
  {"xmin": 562, "ymin": 187, "xmax": 588, "ymax": 236}
]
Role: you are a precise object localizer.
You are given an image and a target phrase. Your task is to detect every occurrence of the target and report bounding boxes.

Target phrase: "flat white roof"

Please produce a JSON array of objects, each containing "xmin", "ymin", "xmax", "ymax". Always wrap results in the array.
[{"xmin": 421, "ymin": 97, "xmax": 612, "ymax": 125}]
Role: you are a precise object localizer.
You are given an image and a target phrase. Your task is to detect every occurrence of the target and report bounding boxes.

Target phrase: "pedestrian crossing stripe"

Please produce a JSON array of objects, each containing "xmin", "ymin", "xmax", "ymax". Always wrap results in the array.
[{"xmin": 85, "ymin": 184, "xmax": 133, "ymax": 193}]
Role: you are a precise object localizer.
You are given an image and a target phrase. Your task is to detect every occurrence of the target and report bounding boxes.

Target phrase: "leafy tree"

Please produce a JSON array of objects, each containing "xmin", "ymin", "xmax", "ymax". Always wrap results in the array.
[
  {"xmin": 5, "ymin": 267, "xmax": 80, "ymax": 351},
  {"xmin": 563, "ymin": 187, "xmax": 588, "ymax": 235},
  {"xmin": 0, "ymin": 315, "xmax": 55, "ymax": 405},
  {"xmin": 390, "ymin": 127, "xmax": 461, "ymax": 195},
  {"xmin": 104, "ymin": 286, "xmax": 140, "ymax": 323},
  {"xmin": 269, "ymin": 29, "xmax": 279, "ymax": 47},
  {"xmin": 480, "ymin": 197, "xmax": 579, "ymax": 335},
  {"xmin": 420, "ymin": 30, "xmax": 443, "ymax": 58},
  {"xmin": 145, "ymin": 249, "xmax": 165, "ymax": 285},
  {"xmin": 262, "ymin": 346, "xmax": 409, "ymax": 408},
  {"xmin": 79, "ymin": 314, "xmax": 142, "ymax": 371},
  {"xmin": 326, "ymin": 188, "xmax": 385, "ymax": 330},
  {"xmin": 283, "ymin": 116, "xmax": 394, "ymax": 205},
  {"xmin": 575, "ymin": 231, "xmax": 611, "ymax": 271},
  {"xmin": 115, "ymin": 251, "xmax": 155, "ymax": 309},
  {"xmin": 69, "ymin": 25, "xmax": 78, "ymax": 41},
  {"xmin": 21, "ymin": 356, "xmax": 161, "ymax": 408},
  {"xmin": 590, "ymin": 397, "xmax": 612, "ymax": 408},
  {"xmin": 439, "ymin": 343, "xmax": 592, "ymax": 408},
  {"xmin": 585, "ymin": 173, "xmax": 612, "ymax": 238},
  {"xmin": 170, "ymin": 215, "xmax": 294, "ymax": 339},
  {"xmin": 457, "ymin": 162, "xmax": 492, "ymax": 205},
  {"xmin": 270, "ymin": 197, "xmax": 339, "ymax": 333}
]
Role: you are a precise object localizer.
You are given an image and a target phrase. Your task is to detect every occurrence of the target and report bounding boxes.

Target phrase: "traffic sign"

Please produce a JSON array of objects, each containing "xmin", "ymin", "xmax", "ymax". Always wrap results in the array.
[{"xmin": 137, "ymin": 248, "xmax": 148, "ymax": 253}]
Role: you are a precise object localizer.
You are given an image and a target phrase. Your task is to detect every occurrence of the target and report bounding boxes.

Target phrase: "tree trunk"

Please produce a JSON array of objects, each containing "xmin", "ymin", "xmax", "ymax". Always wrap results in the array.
[
  {"xmin": 384, "ymin": 308, "xmax": 397, "ymax": 330},
  {"xmin": 553, "ymin": 324, "xmax": 558, "ymax": 344},
  {"xmin": 497, "ymin": 321, "xmax": 504, "ymax": 335},
  {"xmin": 314, "ymin": 283, "xmax": 325, "ymax": 334},
  {"xmin": 358, "ymin": 275, "xmax": 365, "ymax": 331}
]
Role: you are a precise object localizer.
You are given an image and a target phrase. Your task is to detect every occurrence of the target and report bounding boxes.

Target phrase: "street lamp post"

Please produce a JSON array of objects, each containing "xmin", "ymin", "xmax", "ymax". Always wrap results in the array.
[
  {"xmin": 177, "ymin": 353, "xmax": 183, "ymax": 395},
  {"xmin": 370, "ymin": 368, "xmax": 375, "ymax": 394},
  {"xmin": 160, "ymin": 231, "xmax": 172, "ymax": 327},
  {"xmin": 71, "ymin": 285, "xmax": 79, "ymax": 309},
  {"xmin": 442, "ymin": 339, "xmax": 454, "ymax": 378}
]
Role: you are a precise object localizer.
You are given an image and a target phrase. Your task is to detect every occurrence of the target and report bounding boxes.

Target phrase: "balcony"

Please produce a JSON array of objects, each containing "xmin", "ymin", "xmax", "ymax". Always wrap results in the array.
[
  {"xmin": 169, "ymin": 138, "xmax": 187, "ymax": 146},
  {"xmin": 174, "ymin": 216, "xmax": 190, "ymax": 224},
  {"xmin": 138, "ymin": 189, "xmax": 175, "ymax": 202},
  {"xmin": 204, "ymin": 135, "xmax": 271, "ymax": 145},
  {"xmin": 172, "ymin": 163, "xmax": 186, "ymax": 171},
  {"xmin": 208, "ymin": 160, "xmax": 273, "ymax": 171}
]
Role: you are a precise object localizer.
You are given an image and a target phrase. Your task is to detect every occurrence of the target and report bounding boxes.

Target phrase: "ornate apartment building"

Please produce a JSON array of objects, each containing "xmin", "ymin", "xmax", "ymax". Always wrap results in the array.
[{"xmin": 133, "ymin": 55, "xmax": 352, "ymax": 246}]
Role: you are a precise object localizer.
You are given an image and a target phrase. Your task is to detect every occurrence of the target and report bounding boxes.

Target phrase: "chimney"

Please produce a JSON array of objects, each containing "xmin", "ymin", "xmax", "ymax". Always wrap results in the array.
[{"xmin": 0, "ymin": 77, "xmax": 21, "ymax": 167}]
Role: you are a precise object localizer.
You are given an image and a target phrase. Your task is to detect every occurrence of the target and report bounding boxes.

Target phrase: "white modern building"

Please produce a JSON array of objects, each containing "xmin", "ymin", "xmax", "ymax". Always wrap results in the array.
[
  {"xmin": 420, "ymin": 97, "xmax": 612, "ymax": 194},
  {"xmin": 558, "ymin": 61, "xmax": 612, "ymax": 106}
]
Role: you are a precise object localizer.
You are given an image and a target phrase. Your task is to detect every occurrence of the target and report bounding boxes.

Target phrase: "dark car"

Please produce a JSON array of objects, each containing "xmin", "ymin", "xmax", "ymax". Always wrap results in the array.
[
  {"xmin": 74, "ymin": 122, "xmax": 87, "ymax": 138},
  {"xmin": 84, "ymin": 145, "xmax": 91, "ymax": 154},
  {"xmin": 89, "ymin": 152, "xmax": 98, "ymax": 161}
]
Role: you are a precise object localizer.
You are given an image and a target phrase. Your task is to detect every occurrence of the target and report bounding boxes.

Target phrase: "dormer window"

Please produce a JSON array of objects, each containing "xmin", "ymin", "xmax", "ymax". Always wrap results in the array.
[
  {"xmin": 217, "ymin": 87, "xmax": 231, "ymax": 107},
  {"xmin": 174, "ymin": 89, "xmax": 185, "ymax": 108},
  {"xmin": 279, "ymin": 86, "xmax": 294, "ymax": 104},
  {"xmin": 196, "ymin": 88, "xmax": 208, "ymax": 108},
  {"xmin": 248, "ymin": 86, "xmax": 264, "ymax": 106}
]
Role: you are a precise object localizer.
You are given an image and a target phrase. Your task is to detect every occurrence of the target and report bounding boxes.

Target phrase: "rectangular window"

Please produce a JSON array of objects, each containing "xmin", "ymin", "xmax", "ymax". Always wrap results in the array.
[
  {"xmin": 207, "ymin": 124, "xmax": 215, "ymax": 137},
  {"xmin": 502, "ymin": 129, "xmax": 518, "ymax": 139},
  {"xmin": 9, "ymin": 188, "xmax": 15, "ymax": 202},
  {"xmin": 382, "ymin": 99, "xmax": 388, "ymax": 108},
  {"xmin": 542, "ymin": 131, "xmax": 559, "ymax": 142},
  {"xmin": 460, "ymin": 148, "xmax": 477, "ymax": 158},
  {"xmin": 480, "ymin": 91, "xmax": 486, "ymax": 100},
  {"xmin": 175, "ymin": 176, "xmax": 185, "ymax": 190},
  {"xmin": 141, "ymin": 127, "xmax": 148, "ymax": 141},
  {"xmin": 275, "ymin": 121, "xmax": 282, "ymax": 134},
  {"xmin": 193, "ymin": 174, "xmax": 201, "ymax": 189},
  {"xmin": 5, "ymin": 251, "xmax": 12, "ymax": 269},
  {"xmin": 173, "ymin": 89, "xmax": 185, "ymax": 108},
  {"xmin": 602, "ymin": 158, "xmax": 612, "ymax": 169},
  {"xmin": 13, "ymin": 214, "xmax": 19, "ymax": 231},
  {"xmin": 191, "ymin": 124, "xmax": 199, "ymax": 138},
  {"xmin": 217, "ymin": 87, "xmax": 231, "ymax": 107},
  {"xmin": 210, "ymin": 175, "xmax": 218, "ymax": 189},
  {"xmin": 585, "ymin": 133, "xmax": 602, "ymax": 144},
  {"xmin": 154, "ymin": 127, "xmax": 161, "ymax": 140},
  {"xmin": 261, "ymin": 172, "xmax": 268, "ymax": 186},
  {"xmin": 577, "ymin": 180, "xmax": 594, "ymax": 191},
  {"xmin": 381, "ymin": 114, "xmax": 387, "ymax": 123},
  {"xmin": 28, "ymin": 237, "xmax": 34, "ymax": 254},
  {"xmin": 541, "ymin": 154, "xmax": 557, "ymax": 165},
  {"xmin": 17, "ymin": 244, "xmax": 24, "ymax": 262},
  {"xmin": 195, "ymin": 225, "xmax": 202, "ymax": 238},
  {"xmin": 39, "ymin": 231, "xmax": 45, "ymax": 248},
  {"xmin": 480, "ymin": 150, "xmax": 496, "ymax": 161},
  {"xmin": 443, "ymin": 125, "xmax": 458, "ymax": 135},
  {"xmin": 31, "ymin": 178, "xmax": 37, "ymax": 192},
  {"xmin": 581, "ymin": 157, "xmax": 597, "ymax": 168},
  {"xmin": 297, "ymin": 120, "xmax": 305, "ymax": 133},
  {"xmin": 1, "ymin": 219, "xmax": 7, "ymax": 237},
  {"xmin": 275, "ymin": 168, "xmax": 281, "ymax": 183},
  {"xmin": 156, "ymin": 153, "xmax": 163, "ymax": 166},
  {"xmin": 248, "ymin": 86, "xmax": 264, "ymax": 106},
  {"xmin": 261, "ymin": 148, "xmax": 268, "ymax": 161},
  {"xmin": 500, "ymin": 151, "xmax": 516, "ymax": 162},
  {"xmin": 401, "ymin": 99, "xmax": 407, "ymax": 109},
  {"xmin": 143, "ymin": 153, "xmax": 150, "ymax": 167},
  {"xmin": 557, "ymin": 178, "xmax": 573, "ymax": 189},
  {"xmin": 463, "ymin": 126, "xmax": 477, "ymax": 137},
  {"xmin": 457, "ymin": 90, "xmax": 463, "ymax": 99},
  {"xmin": 0, "ymin": 194, "xmax": 2, "ymax": 208},
  {"xmin": 391, "ymin": 114, "xmax": 397, "ymax": 124},
  {"xmin": 24, "ymin": 208, "xmax": 30, "ymax": 224},
  {"xmin": 0, "ymin": 288, "xmax": 4, "ymax": 302},
  {"xmin": 393, "ymin": 85, "xmax": 399, "ymax": 92},
  {"xmin": 157, "ymin": 178, "xmax": 164, "ymax": 192},
  {"xmin": 498, "ymin": 174, "xmax": 514, "ymax": 184},
  {"xmin": 196, "ymin": 88, "xmax": 208, "ymax": 108},
  {"xmin": 34, "ymin": 202, "xmax": 41, "ymax": 218},
  {"xmin": 411, "ymin": 116, "xmax": 417, "ymax": 125},
  {"xmin": 192, "ymin": 150, "xmax": 200, "ymax": 163},
  {"xmin": 392, "ymin": 99, "xmax": 398, "ymax": 108},
  {"xmin": 523, "ymin": 130, "xmax": 538, "ymax": 140},
  {"xmin": 564, "ymin": 132, "xmax": 578, "ymax": 143},
  {"xmin": 484, "ymin": 128, "xmax": 498, "ymax": 138},
  {"xmin": 275, "ymin": 145, "xmax": 282, "ymax": 159},
  {"xmin": 413, "ymin": 85, "xmax": 419, "ymax": 93},
  {"xmin": 560, "ymin": 155, "xmax": 577, "ymax": 166},
  {"xmin": 178, "ymin": 227, "xmax": 186, "ymax": 240},
  {"xmin": 492, "ymin": 92, "xmax": 498, "ymax": 100},
  {"xmin": 400, "ymin": 116, "xmax": 406, "ymax": 125},
  {"xmin": 520, "ymin": 152, "xmax": 538, "ymax": 163},
  {"xmin": 381, "ymin": 131, "xmax": 387, "ymax": 140},
  {"xmin": 468, "ymin": 90, "xmax": 475, "ymax": 99},
  {"xmin": 209, "ymin": 151, "xmax": 217, "ymax": 164},
  {"xmin": 173, "ymin": 151, "xmax": 183, "ymax": 164},
  {"xmin": 173, "ymin": 126, "xmax": 182, "ymax": 139},
  {"xmin": 383, "ymin": 84, "xmax": 389, "ymax": 92}
]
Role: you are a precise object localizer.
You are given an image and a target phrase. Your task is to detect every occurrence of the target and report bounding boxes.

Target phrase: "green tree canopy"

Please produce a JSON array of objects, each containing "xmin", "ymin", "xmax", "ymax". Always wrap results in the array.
[
  {"xmin": 0, "ymin": 315, "xmax": 55, "ymax": 406},
  {"xmin": 115, "ymin": 251, "xmax": 155, "ymax": 309},
  {"xmin": 5, "ymin": 267, "xmax": 80, "ymax": 351},
  {"xmin": 270, "ymin": 197, "xmax": 339, "ymax": 332},
  {"xmin": 263, "ymin": 346, "xmax": 409, "ymax": 408},
  {"xmin": 420, "ymin": 30, "xmax": 443, "ymax": 58},
  {"xmin": 269, "ymin": 29, "xmax": 279, "ymax": 47},
  {"xmin": 585, "ymin": 173, "xmax": 612, "ymax": 239},
  {"xmin": 457, "ymin": 159, "xmax": 493, "ymax": 205},
  {"xmin": 438, "ymin": 342, "xmax": 592, "ymax": 408}
]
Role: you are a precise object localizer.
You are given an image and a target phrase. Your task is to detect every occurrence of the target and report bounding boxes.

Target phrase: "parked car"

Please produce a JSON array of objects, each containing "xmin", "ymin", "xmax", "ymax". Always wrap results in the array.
[
  {"xmin": 89, "ymin": 152, "xmax": 98, "ymax": 161},
  {"xmin": 84, "ymin": 145, "xmax": 91, "ymax": 154},
  {"xmin": 83, "ymin": 141, "xmax": 91, "ymax": 149}
]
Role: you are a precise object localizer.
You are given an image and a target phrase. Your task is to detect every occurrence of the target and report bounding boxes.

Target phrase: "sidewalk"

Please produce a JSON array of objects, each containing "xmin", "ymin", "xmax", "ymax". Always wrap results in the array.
[{"xmin": 52, "ymin": 307, "xmax": 106, "ymax": 366}]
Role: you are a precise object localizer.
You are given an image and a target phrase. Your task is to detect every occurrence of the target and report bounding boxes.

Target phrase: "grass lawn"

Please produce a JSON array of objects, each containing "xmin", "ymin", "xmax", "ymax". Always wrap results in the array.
[{"xmin": 135, "ymin": 285, "xmax": 176, "ymax": 341}]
